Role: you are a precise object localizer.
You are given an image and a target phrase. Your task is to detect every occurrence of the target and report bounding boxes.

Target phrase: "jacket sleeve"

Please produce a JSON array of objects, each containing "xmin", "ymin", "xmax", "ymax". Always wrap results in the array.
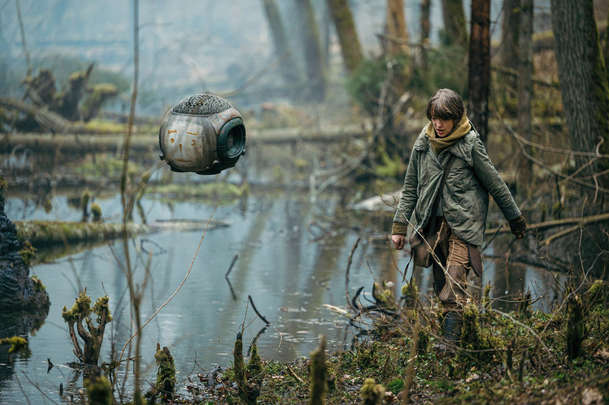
[
  {"xmin": 471, "ymin": 136, "xmax": 521, "ymax": 221},
  {"xmin": 392, "ymin": 147, "xmax": 419, "ymax": 234}
]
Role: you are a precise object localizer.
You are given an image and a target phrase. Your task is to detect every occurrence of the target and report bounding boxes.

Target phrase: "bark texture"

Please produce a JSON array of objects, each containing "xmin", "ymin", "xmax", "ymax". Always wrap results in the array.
[
  {"xmin": 441, "ymin": 0, "xmax": 468, "ymax": 48},
  {"xmin": 295, "ymin": 0, "xmax": 327, "ymax": 101},
  {"xmin": 518, "ymin": 0, "xmax": 533, "ymax": 184},
  {"xmin": 0, "ymin": 180, "xmax": 50, "ymax": 310},
  {"xmin": 500, "ymin": 0, "xmax": 521, "ymax": 70},
  {"xmin": 420, "ymin": 0, "xmax": 431, "ymax": 69},
  {"xmin": 551, "ymin": 0, "xmax": 609, "ymax": 176},
  {"xmin": 261, "ymin": 0, "xmax": 300, "ymax": 84},
  {"xmin": 385, "ymin": 0, "xmax": 409, "ymax": 55},
  {"xmin": 327, "ymin": 0, "xmax": 363, "ymax": 73},
  {"xmin": 468, "ymin": 0, "xmax": 491, "ymax": 143}
]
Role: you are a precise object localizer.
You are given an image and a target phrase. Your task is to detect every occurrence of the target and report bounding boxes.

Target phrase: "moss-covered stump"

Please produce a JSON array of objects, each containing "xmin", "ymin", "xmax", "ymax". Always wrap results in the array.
[
  {"xmin": 15, "ymin": 220, "xmax": 148, "ymax": 249},
  {"xmin": 0, "ymin": 177, "xmax": 50, "ymax": 310}
]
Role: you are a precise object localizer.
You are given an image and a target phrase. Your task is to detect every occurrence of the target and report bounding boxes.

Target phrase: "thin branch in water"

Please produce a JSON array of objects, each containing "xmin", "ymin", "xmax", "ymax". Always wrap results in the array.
[
  {"xmin": 225, "ymin": 254, "xmax": 239, "ymax": 279},
  {"xmin": 119, "ymin": 213, "xmax": 215, "ymax": 363},
  {"xmin": 247, "ymin": 325, "xmax": 268, "ymax": 356},
  {"xmin": 14, "ymin": 374, "xmax": 31, "ymax": 405},
  {"xmin": 345, "ymin": 237, "xmax": 361, "ymax": 310},
  {"xmin": 20, "ymin": 371, "xmax": 60, "ymax": 405},
  {"xmin": 248, "ymin": 295, "xmax": 270, "ymax": 325}
]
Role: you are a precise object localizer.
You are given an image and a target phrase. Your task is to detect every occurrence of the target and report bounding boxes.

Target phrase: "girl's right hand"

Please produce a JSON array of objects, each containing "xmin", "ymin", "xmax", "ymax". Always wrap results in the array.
[{"xmin": 392, "ymin": 234, "xmax": 406, "ymax": 250}]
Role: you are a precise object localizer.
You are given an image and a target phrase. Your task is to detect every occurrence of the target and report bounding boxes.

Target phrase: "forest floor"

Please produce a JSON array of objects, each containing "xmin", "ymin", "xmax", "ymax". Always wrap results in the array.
[{"xmin": 166, "ymin": 281, "xmax": 609, "ymax": 404}]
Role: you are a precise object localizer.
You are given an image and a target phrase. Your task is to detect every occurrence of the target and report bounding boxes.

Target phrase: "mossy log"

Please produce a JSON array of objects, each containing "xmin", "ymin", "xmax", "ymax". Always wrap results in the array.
[{"xmin": 15, "ymin": 220, "xmax": 148, "ymax": 249}]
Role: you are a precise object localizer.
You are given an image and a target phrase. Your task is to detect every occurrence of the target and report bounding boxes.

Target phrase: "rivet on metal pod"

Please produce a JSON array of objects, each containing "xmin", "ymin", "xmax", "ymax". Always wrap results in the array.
[{"xmin": 158, "ymin": 93, "xmax": 247, "ymax": 175}]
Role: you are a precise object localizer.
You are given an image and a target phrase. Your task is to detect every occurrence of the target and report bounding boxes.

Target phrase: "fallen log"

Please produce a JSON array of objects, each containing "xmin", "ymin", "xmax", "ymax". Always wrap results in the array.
[
  {"xmin": 15, "ymin": 218, "xmax": 229, "ymax": 249},
  {"xmin": 485, "ymin": 212, "xmax": 609, "ymax": 238}
]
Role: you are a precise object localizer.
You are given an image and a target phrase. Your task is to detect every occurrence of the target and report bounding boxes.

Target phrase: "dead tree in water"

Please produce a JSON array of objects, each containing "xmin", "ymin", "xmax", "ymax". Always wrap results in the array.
[
  {"xmin": 468, "ymin": 0, "xmax": 491, "ymax": 143},
  {"xmin": 326, "ymin": 0, "xmax": 363, "ymax": 74},
  {"xmin": 62, "ymin": 291, "xmax": 112, "ymax": 365}
]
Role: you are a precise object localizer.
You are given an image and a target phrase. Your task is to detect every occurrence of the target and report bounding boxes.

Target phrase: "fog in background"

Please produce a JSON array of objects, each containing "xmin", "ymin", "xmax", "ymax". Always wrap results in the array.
[{"xmin": 0, "ymin": 0, "xmax": 553, "ymax": 115}]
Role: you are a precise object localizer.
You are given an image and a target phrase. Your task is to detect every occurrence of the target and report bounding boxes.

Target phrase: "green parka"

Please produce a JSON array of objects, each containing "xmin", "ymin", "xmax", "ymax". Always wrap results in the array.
[{"xmin": 393, "ymin": 128, "xmax": 521, "ymax": 247}]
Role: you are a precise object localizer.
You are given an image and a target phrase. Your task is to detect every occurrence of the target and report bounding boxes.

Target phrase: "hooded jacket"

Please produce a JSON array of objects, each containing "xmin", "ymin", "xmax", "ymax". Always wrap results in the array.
[{"xmin": 392, "ymin": 126, "xmax": 521, "ymax": 247}]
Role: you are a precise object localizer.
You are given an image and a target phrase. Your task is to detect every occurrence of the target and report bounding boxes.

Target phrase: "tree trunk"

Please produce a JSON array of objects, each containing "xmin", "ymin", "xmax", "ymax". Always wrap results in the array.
[
  {"xmin": 500, "ymin": 0, "xmax": 520, "ymax": 70},
  {"xmin": 385, "ymin": 0, "xmax": 409, "ymax": 55},
  {"xmin": 517, "ymin": 0, "xmax": 533, "ymax": 188},
  {"xmin": 551, "ymin": 0, "xmax": 609, "ymax": 181},
  {"xmin": 261, "ymin": 0, "xmax": 300, "ymax": 85},
  {"xmin": 441, "ymin": 0, "xmax": 468, "ymax": 48},
  {"xmin": 420, "ymin": 0, "xmax": 431, "ymax": 69},
  {"xmin": 606, "ymin": 6, "xmax": 609, "ymax": 78},
  {"xmin": 326, "ymin": 0, "xmax": 363, "ymax": 74},
  {"xmin": 295, "ymin": 0, "xmax": 326, "ymax": 101},
  {"xmin": 468, "ymin": 0, "xmax": 491, "ymax": 143}
]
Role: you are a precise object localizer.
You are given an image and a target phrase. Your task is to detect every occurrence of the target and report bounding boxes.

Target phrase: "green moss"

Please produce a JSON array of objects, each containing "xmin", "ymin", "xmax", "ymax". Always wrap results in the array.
[
  {"xmin": 30, "ymin": 275, "xmax": 46, "ymax": 293},
  {"xmin": 19, "ymin": 240, "xmax": 37, "ymax": 266},
  {"xmin": 153, "ymin": 344, "xmax": 176, "ymax": 401},
  {"xmin": 149, "ymin": 182, "xmax": 245, "ymax": 201},
  {"xmin": 85, "ymin": 375, "xmax": 112, "ymax": 405},
  {"xmin": 360, "ymin": 378, "xmax": 385, "ymax": 405},
  {"xmin": 310, "ymin": 335, "xmax": 327, "ymax": 405},
  {"xmin": 91, "ymin": 203, "xmax": 102, "ymax": 222},
  {"xmin": 387, "ymin": 377, "xmax": 404, "ymax": 395},
  {"xmin": 0, "ymin": 336, "xmax": 29, "ymax": 355}
]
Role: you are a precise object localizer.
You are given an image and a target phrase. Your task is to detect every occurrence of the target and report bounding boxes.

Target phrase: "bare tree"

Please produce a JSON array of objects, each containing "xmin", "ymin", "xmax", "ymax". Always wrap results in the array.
[
  {"xmin": 420, "ymin": 0, "xmax": 432, "ymax": 69},
  {"xmin": 550, "ymin": 0, "xmax": 609, "ymax": 190},
  {"xmin": 517, "ymin": 0, "xmax": 533, "ymax": 187},
  {"xmin": 468, "ymin": 0, "xmax": 491, "ymax": 143},
  {"xmin": 441, "ymin": 0, "xmax": 468, "ymax": 48},
  {"xmin": 500, "ymin": 0, "xmax": 520, "ymax": 71},
  {"xmin": 326, "ymin": 0, "xmax": 363, "ymax": 74},
  {"xmin": 261, "ymin": 0, "xmax": 300, "ymax": 85},
  {"xmin": 295, "ymin": 0, "xmax": 326, "ymax": 101},
  {"xmin": 385, "ymin": 0, "xmax": 409, "ymax": 55}
]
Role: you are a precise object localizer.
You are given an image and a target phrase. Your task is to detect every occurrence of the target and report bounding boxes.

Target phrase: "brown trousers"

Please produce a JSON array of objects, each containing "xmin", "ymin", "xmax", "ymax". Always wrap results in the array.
[{"xmin": 426, "ymin": 217, "xmax": 482, "ymax": 311}]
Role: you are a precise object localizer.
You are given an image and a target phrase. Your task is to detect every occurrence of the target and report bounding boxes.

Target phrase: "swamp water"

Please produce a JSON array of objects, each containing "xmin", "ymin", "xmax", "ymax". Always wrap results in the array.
[{"xmin": 1, "ymin": 188, "xmax": 564, "ymax": 402}]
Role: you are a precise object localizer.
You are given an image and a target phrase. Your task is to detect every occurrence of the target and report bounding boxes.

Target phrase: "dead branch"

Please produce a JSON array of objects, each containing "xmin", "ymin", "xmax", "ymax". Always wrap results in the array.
[
  {"xmin": 225, "ymin": 254, "xmax": 239, "ymax": 279},
  {"xmin": 485, "ymin": 212, "xmax": 609, "ymax": 235},
  {"xmin": 345, "ymin": 237, "xmax": 361, "ymax": 310},
  {"xmin": 248, "ymin": 295, "xmax": 270, "ymax": 325}
]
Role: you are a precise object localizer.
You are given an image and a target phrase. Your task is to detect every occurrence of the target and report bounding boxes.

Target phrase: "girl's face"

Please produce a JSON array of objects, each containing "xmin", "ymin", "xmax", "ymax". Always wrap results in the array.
[{"xmin": 432, "ymin": 117, "xmax": 455, "ymax": 138}]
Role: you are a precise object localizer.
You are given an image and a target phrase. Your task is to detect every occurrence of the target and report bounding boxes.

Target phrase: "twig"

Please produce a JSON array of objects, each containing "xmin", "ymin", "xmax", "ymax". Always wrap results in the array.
[
  {"xmin": 247, "ymin": 326, "xmax": 268, "ymax": 356},
  {"xmin": 287, "ymin": 365, "xmax": 305, "ymax": 384},
  {"xmin": 119, "ymin": 215, "xmax": 214, "ymax": 363},
  {"xmin": 225, "ymin": 254, "xmax": 239, "ymax": 279},
  {"xmin": 20, "ymin": 372, "xmax": 60, "ymax": 405},
  {"xmin": 485, "ymin": 212, "xmax": 609, "ymax": 235},
  {"xmin": 345, "ymin": 237, "xmax": 361, "ymax": 310},
  {"xmin": 248, "ymin": 295, "xmax": 270, "ymax": 325},
  {"xmin": 14, "ymin": 374, "xmax": 32, "ymax": 405},
  {"xmin": 541, "ymin": 224, "xmax": 581, "ymax": 246}
]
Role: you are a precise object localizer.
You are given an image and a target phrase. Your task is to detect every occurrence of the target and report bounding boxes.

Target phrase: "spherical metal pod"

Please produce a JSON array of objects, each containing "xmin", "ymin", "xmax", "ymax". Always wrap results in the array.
[{"xmin": 158, "ymin": 93, "xmax": 246, "ymax": 175}]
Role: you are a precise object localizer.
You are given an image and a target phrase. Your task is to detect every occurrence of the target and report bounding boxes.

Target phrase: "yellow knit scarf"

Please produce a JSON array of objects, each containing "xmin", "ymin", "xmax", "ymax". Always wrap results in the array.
[{"xmin": 425, "ymin": 112, "xmax": 472, "ymax": 154}]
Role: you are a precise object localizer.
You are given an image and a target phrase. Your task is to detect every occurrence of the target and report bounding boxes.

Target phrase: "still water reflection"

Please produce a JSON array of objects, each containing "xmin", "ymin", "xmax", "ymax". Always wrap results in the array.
[{"xmin": 1, "ymin": 190, "xmax": 563, "ymax": 402}]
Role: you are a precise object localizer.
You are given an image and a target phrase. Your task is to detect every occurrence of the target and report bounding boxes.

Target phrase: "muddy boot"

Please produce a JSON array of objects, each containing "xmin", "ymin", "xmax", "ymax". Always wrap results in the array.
[{"xmin": 442, "ymin": 311, "xmax": 462, "ymax": 344}]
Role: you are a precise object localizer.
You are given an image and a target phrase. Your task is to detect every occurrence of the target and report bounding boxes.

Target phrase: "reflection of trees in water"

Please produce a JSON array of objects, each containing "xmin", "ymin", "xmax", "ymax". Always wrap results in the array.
[{"xmin": 0, "ymin": 310, "xmax": 48, "ymax": 393}]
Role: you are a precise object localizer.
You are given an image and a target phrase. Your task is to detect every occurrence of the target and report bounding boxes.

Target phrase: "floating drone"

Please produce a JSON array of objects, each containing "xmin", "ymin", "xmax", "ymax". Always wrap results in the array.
[{"xmin": 159, "ymin": 93, "xmax": 246, "ymax": 175}]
